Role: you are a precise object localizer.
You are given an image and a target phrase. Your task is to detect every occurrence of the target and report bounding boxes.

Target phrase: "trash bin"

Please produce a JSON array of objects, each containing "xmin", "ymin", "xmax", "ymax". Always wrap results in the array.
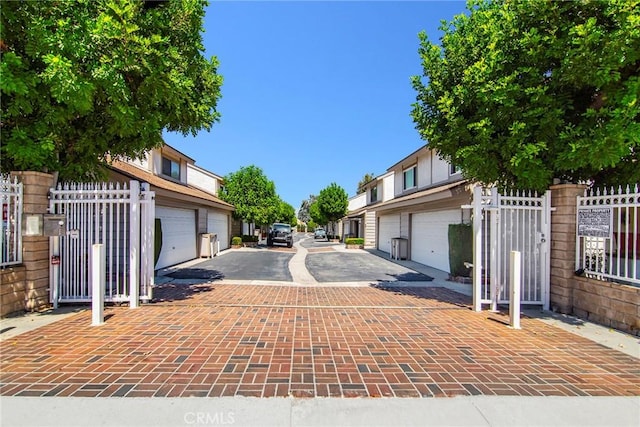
[
  {"xmin": 199, "ymin": 233, "xmax": 216, "ymax": 258},
  {"xmin": 391, "ymin": 237, "xmax": 408, "ymax": 260}
]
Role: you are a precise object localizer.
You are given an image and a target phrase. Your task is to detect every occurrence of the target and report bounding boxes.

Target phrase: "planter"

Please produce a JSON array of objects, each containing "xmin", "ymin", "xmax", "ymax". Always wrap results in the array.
[
  {"xmin": 243, "ymin": 242, "xmax": 258, "ymax": 248},
  {"xmin": 231, "ymin": 245, "xmax": 242, "ymax": 249},
  {"xmin": 346, "ymin": 244, "xmax": 364, "ymax": 249}
]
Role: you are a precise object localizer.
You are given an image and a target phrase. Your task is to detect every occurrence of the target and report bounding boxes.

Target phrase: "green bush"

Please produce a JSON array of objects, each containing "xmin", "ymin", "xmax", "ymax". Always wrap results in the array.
[
  {"xmin": 345, "ymin": 238, "xmax": 364, "ymax": 245},
  {"xmin": 231, "ymin": 236, "xmax": 242, "ymax": 246},
  {"xmin": 448, "ymin": 224, "xmax": 472, "ymax": 277},
  {"xmin": 241, "ymin": 235, "xmax": 258, "ymax": 242}
]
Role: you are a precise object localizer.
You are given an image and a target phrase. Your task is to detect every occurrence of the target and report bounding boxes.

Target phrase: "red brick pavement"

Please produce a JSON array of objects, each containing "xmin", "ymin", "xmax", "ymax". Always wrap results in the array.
[{"xmin": 1, "ymin": 283, "xmax": 638, "ymax": 398}]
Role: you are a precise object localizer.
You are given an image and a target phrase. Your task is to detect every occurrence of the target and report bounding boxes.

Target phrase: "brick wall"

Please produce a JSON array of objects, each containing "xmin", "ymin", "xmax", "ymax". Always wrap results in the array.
[
  {"xmin": 549, "ymin": 183, "xmax": 640, "ymax": 336},
  {"xmin": 2, "ymin": 171, "xmax": 55, "ymax": 316},
  {"xmin": 0, "ymin": 266, "xmax": 26, "ymax": 317}
]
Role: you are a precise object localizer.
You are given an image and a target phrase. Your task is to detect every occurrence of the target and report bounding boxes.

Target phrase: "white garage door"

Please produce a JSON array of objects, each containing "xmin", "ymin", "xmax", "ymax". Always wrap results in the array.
[
  {"xmin": 411, "ymin": 209, "xmax": 460, "ymax": 273},
  {"xmin": 207, "ymin": 210, "xmax": 229, "ymax": 250},
  {"xmin": 378, "ymin": 214, "xmax": 400, "ymax": 254},
  {"xmin": 156, "ymin": 206, "xmax": 196, "ymax": 269}
]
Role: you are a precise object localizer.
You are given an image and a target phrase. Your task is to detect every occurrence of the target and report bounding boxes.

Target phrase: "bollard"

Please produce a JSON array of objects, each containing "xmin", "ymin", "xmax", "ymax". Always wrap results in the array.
[
  {"xmin": 509, "ymin": 250, "xmax": 521, "ymax": 329},
  {"xmin": 91, "ymin": 244, "xmax": 106, "ymax": 326}
]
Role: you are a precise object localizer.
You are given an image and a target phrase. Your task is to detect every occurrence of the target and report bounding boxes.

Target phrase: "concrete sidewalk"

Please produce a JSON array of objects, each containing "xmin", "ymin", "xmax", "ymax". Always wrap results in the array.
[{"xmin": 2, "ymin": 395, "xmax": 639, "ymax": 427}]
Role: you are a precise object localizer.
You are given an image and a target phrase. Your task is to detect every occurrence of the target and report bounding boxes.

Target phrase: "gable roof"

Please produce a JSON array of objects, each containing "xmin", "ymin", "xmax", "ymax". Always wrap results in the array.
[{"xmin": 108, "ymin": 160, "xmax": 234, "ymax": 211}]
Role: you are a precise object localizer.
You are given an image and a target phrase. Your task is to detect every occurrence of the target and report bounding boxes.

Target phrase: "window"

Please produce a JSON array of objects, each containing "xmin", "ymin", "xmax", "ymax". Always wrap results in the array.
[
  {"xmin": 450, "ymin": 163, "xmax": 462, "ymax": 175},
  {"xmin": 162, "ymin": 157, "xmax": 180, "ymax": 180},
  {"xmin": 403, "ymin": 165, "xmax": 416, "ymax": 190},
  {"xmin": 370, "ymin": 186, "xmax": 378, "ymax": 203}
]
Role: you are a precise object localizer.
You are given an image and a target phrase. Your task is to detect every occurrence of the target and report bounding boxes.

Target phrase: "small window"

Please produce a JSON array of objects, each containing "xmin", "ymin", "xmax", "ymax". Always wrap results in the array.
[
  {"xmin": 162, "ymin": 157, "xmax": 180, "ymax": 180},
  {"xmin": 403, "ymin": 165, "xmax": 416, "ymax": 190},
  {"xmin": 370, "ymin": 186, "xmax": 378, "ymax": 203},
  {"xmin": 450, "ymin": 163, "xmax": 462, "ymax": 176}
]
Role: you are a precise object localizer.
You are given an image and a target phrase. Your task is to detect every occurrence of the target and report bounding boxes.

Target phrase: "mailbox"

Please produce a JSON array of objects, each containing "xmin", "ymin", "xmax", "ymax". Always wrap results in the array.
[{"xmin": 43, "ymin": 214, "xmax": 67, "ymax": 236}]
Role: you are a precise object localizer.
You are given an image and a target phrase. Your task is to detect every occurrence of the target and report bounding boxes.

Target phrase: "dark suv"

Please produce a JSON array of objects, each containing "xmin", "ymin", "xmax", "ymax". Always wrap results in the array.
[{"xmin": 267, "ymin": 223, "xmax": 293, "ymax": 248}]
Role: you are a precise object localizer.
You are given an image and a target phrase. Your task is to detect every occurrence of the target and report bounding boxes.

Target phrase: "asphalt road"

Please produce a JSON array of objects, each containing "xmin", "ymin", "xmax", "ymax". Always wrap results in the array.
[{"xmin": 177, "ymin": 233, "xmax": 432, "ymax": 283}]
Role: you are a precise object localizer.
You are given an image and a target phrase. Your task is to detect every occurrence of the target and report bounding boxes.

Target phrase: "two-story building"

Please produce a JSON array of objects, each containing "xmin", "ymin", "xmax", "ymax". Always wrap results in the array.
[
  {"xmin": 345, "ymin": 145, "xmax": 471, "ymax": 273},
  {"xmin": 109, "ymin": 144, "xmax": 234, "ymax": 270}
]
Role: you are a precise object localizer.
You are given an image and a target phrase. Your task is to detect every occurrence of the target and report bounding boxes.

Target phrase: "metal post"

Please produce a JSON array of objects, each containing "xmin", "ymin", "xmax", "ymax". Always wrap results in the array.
[
  {"xmin": 510, "ymin": 250, "xmax": 521, "ymax": 329},
  {"xmin": 129, "ymin": 180, "xmax": 140, "ymax": 308},
  {"xmin": 91, "ymin": 243, "xmax": 105, "ymax": 326},
  {"xmin": 50, "ymin": 235, "xmax": 60, "ymax": 309},
  {"xmin": 472, "ymin": 186, "xmax": 483, "ymax": 311}
]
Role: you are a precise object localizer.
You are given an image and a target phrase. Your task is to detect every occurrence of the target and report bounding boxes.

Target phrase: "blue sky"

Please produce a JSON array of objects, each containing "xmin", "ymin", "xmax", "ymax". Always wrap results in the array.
[{"xmin": 163, "ymin": 0, "xmax": 468, "ymax": 210}]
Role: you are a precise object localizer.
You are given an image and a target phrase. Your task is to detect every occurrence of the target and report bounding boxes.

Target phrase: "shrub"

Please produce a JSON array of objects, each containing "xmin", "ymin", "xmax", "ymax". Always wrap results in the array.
[
  {"xmin": 448, "ymin": 224, "xmax": 472, "ymax": 276},
  {"xmin": 231, "ymin": 236, "xmax": 242, "ymax": 246},
  {"xmin": 345, "ymin": 238, "xmax": 364, "ymax": 246},
  {"xmin": 241, "ymin": 235, "xmax": 258, "ymax": 242}
]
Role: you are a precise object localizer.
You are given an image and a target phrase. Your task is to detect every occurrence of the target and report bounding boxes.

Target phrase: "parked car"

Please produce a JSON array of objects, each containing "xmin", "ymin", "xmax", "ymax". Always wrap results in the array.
[
  {"xmin": 267, "ymin": 223, "xmax": 293, "ymax": 248},
  {"xmin": 314, "ymin": 227, "xmax": 327, "ymax": 240}
]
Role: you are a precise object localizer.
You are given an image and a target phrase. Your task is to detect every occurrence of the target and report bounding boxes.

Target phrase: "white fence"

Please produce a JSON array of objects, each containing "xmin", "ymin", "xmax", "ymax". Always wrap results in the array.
[
  {"xmin": 576, "ymin": 185, "xmax": 639, "ymax": 286},
  {"xmin": 49, "ymin": 181, "xmax": 155, "ymax": 305},
  {"xmin": 471, "ymin": 186, "xmax": 551, "ymax": 311},
  {"xmin": 1, "ymin": 175, "xmax": 22, "ymax": 267}
]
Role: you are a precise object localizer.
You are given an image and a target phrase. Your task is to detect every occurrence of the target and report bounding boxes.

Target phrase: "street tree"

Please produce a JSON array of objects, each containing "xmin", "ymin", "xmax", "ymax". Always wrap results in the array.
[
  {"xmin": 297, "ymin": 195, "xmax": 316, "ymax": 223},
  {"xmin": 218, "ymin": 165, "xmax": 280, "ymax": 227},
  {"xmin": 357, "ymin": 173, "xmax": 376, "ymax": 194},
  {"xmin": 411, "ymin": 0, "xmax": 640, "ymax": 191},
  {"xmin": 308, "ymin": 200, "xmax": 327, "ymax": 227},
  {"xmin": 316, "ymin": 183, "xmax": 348, "ymax": 237},
  {"xmin": 1, "ymin": 0, "xmax": 222, "ymax": 180}
]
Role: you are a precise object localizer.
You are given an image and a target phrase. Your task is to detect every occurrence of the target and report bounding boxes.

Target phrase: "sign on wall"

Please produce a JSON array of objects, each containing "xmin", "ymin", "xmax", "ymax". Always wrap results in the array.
[{"xmin": 577, "ymin": 207, "xmax": 612, "ymax": 238}]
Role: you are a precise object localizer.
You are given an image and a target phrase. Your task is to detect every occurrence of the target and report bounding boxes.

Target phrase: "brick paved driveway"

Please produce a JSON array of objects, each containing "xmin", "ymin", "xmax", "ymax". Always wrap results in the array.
[{"xmin": 1, "ymin": 283, "xmax": 638, "ymax": 398}]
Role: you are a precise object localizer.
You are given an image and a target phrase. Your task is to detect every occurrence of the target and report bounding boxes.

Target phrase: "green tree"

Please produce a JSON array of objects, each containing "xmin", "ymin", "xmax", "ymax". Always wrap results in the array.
[
  {"xmin": 357, "ymin": 172, "xmax": 376, "ymax": 194},
  {"xmin": 316, "ymin": 183, "xmax": 348, "ymax": 236},
  {"xmin": 297, "ymin": 195, "xmax": 316, "ymax": 223},
  {"xmin": 308, "ymin": 200, "xmax": 327, "ymax": 226},
  {"xmin": 275, "ymin": 199, "xmax": 297, "ymax": 227},
  {"xmin": 1, "ymin": 0, "xmax": 222, "ymax": 179},
  {"xmin": 411, "ymin": 0, "xmax": 640, "ymax": 191},
  {"xmin": 219, "ymin": 165, "xmax": 280, "ymax": 226}
]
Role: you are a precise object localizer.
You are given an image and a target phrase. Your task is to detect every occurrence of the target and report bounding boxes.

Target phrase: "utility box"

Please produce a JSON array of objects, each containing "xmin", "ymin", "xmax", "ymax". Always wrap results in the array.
[
  {"xmin": 391, "ymin": 237, "xmax": 408, "ymax": 260},
  {"xmin": 43, "ymin": 214, "xmax": 67, "ymax": 236},
  {"xmin": 199, "ymin": 233, "xmax": 218, "ymax": 258}
]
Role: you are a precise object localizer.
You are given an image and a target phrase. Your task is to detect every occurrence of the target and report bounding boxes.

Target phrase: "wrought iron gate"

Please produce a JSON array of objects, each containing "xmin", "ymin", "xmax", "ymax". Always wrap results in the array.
[
  {"xmin": 470, "ymin": 186, "xmax": 551, "ymax": 311},
  {"xmin": 49, "ymin": 180, "xmax": 155, "ymax": 305}
]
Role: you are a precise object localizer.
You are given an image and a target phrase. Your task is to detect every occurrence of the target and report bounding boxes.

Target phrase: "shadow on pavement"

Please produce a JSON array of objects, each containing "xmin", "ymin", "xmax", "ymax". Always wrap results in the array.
[
  {"xmin": 372, "ymin": 284, "xmax": 471, "ymax": 307},
  {"xmin": 380, "ymin": 272, "xmax": 434, "ymax": 282},
  {"xmin": 152, "ymin": 282, "xmax": 215, "ymax": 303},
  {"xmin": 166, "ymin": 268, "xmax": 225, "ymax": 280}
]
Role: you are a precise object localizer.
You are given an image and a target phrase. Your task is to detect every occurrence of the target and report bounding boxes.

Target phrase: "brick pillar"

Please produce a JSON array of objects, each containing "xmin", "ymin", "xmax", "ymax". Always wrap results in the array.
[
  {"xmin": 549, "ymin": 183, "xmax": 588, "ymax": 314},
  {"xmin": 10, "ymin": 171, "xmax": 55, "ymax": 312}
]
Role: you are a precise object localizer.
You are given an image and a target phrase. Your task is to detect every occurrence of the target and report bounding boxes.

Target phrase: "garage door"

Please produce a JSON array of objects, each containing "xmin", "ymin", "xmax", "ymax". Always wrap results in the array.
[
  {"xmin": 411, "ymin": 209, "xmax": 460, "ymax": 273},
  {"xmin": 156, "ymin": 206, "xmax": 196, "ymax": 269},
  {"xmin": 378, "ymin": 214, "xmax": 400, "ymax": 254},
  {"xmin": 207, "ymin": 210, "xmax": 229, "ymax": 250}
]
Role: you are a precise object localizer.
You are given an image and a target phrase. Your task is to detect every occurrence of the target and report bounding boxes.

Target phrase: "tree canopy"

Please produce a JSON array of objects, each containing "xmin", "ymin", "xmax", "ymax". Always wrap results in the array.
[
  {"xmin": 218, "ymin": 165, "xmax": 280, "ymax": 226},
  {"xmin": 411, "ymin": 0, "xmax": 640, "ymax": 191},
  {"xmin": 315, "ymin": 183, "xmax": 348, "ymax": 227},
  {"xmin": 297, "ymin": 195, "xmax": 316, "ymax": 223},
  {"xmin": 357, "ymin": 172, "xmax": 376, "ymax": 194},
  {"xmin": 1, "ymin": 0, "xmax": 222, "ymax": 179}
]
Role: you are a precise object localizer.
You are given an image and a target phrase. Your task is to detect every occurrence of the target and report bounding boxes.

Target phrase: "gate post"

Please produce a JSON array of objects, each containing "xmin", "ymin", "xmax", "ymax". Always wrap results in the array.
[
  {"xmin": 91, "ymin": 243, "xmax": 105, "ymax": 326},
  {"xmin": 472, "ymin": 186, "xmax": 483, "ymax": 311},
  {"xmin": 509, "ymin": 250, "xmax": 521, "ymax": 329},
  {"xmin": 129, "ymin": 180, "xmax": 140, "ymax": 309}
]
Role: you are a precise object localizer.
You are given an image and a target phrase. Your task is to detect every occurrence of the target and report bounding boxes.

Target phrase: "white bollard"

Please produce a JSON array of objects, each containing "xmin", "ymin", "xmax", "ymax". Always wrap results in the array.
[
  {"xmin": 509, "ymin": 250, "xmax": 521, "ymax": 329},
  {"xmin": 91, "ymin": 243, "xmax": 105, "ymax": 326}
]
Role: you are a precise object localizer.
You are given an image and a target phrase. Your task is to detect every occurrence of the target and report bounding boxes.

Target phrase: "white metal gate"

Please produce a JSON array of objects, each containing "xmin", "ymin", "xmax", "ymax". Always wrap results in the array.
[
  {"xmin": 470, "ymin": 186, "xmax": 551, "ymax": 311},
  {"xmin": 49, "ymin": 180, "xmax": 155, "ymax": 305},
  {"xmin": 1, "ymin": 175, "xmax": 23, "ymax": 267}
]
